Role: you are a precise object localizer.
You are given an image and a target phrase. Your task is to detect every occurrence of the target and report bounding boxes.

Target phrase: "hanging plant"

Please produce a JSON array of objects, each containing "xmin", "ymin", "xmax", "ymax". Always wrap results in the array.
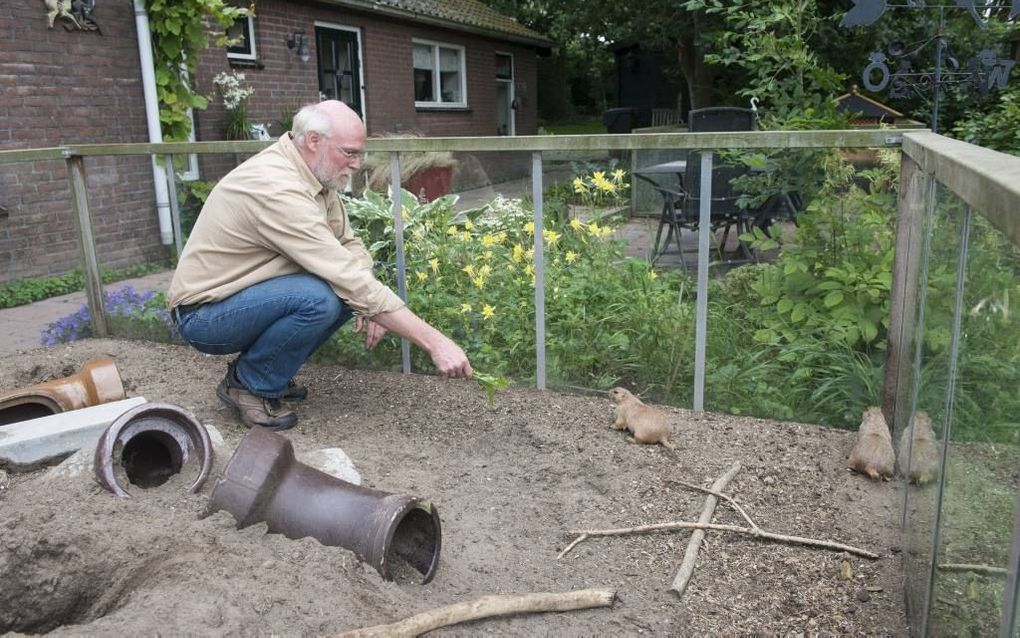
[{"xmin": 146, "ymin": 0, "xmax": 249, "ymax": 141}]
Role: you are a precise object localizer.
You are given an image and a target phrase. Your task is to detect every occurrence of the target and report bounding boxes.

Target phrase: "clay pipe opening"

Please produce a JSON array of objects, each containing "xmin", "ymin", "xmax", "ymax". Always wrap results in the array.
[{"xmin": 94, "ymin": 402, "xmax": 213, "ymax": 497}]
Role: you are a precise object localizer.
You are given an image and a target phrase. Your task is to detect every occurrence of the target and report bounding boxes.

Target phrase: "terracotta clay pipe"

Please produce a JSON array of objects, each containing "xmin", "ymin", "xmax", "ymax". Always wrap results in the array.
[
  {"xmin": 207, "ymin": 427, "xmax": 442, "ymax": 584},
  {"xmin": 0, "ymin": 357, "xmax": 125, "ymax": 426}
]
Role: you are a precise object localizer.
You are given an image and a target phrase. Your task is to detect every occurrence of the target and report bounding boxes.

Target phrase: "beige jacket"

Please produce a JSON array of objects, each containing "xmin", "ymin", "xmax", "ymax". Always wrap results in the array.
[{"xmin": 166, "ymin": 134, "xmax": 404, "ymax": 317}]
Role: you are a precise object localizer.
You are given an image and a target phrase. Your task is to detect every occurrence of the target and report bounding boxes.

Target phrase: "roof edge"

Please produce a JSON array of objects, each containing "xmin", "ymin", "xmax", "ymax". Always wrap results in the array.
[{"xmin": 322, "ymin": 0, "xmax": 553, "ymax": 50}]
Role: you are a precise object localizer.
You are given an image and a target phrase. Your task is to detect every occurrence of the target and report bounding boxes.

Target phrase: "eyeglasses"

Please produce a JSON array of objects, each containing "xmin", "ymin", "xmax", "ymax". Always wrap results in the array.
[{"xmin": 335, "ymin": 145, "xmax": 364, "ymax": 161}]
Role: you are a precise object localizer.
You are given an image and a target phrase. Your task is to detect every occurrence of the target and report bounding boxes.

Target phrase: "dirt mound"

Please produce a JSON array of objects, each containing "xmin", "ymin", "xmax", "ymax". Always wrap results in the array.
[{"xmin": 0, "ymin": 339, "xmax": 907, "ymax": 635}]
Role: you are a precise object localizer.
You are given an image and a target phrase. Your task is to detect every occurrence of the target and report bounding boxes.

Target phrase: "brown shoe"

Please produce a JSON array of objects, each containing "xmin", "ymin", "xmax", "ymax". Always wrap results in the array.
[{"xmin": 216, "ymin": 370, "xmax": 298, "ymax": 431}]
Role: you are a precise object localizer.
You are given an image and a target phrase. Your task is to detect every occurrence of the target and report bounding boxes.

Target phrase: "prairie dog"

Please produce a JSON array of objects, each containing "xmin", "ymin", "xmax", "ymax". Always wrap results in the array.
[
  {"xmin": 898, "ymin": 410, "xmax": 940, "ymax": 485},
  {"xmin": 848, "ymin": 406, "xmax": 895, "ymax": 481},
  {"xmin": 609, "ymin": 387, "xmax": 676, "ymax": 450}
]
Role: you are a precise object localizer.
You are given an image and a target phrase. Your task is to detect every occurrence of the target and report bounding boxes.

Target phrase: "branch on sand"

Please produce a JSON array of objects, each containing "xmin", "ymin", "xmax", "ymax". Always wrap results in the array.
[{"xmin": 336, "ymin": 588, "xmax": 617, "ymax": 638}]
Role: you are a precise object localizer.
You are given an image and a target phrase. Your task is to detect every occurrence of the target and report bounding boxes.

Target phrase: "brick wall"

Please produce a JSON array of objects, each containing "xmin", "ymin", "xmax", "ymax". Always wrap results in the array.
[
  {"xmin": 0, "ymin": 2, "xmax": 168, "ymax": 284},
  {"xmin": 0, "ymin": 1, "xmax": 545, "ymax": 284},
  {"xmin": 193, "ymin": 1, "xmax": 541, "ymax": 146}
]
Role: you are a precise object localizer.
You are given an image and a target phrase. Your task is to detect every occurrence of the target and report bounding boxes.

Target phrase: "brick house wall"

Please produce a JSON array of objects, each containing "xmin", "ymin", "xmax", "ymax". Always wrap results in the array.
[
  {"xmin": 0, "ymin": 1, "xmax": 167, "ymax": 284},
  {"xmin": 0, "ymin": 1, "xmax": 545, "ymax": 285},
  {"xmin": 194, "ymin": 0, "xmax": 542, "ymax": 179}
]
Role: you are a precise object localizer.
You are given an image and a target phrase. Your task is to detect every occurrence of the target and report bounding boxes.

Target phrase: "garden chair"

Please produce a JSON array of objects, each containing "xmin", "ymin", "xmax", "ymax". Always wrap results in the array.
[{"xmin": 654, "ymin": 107, "xmax": 757, "ymax": 270}]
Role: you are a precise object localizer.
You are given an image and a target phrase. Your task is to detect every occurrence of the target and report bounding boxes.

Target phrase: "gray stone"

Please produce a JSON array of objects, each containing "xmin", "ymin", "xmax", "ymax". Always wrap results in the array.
[
  {"xmin": 300, "ymin": 447, "xmax": 361, "ymax": 485},
  {"xmin": 0, "ymin": 397, "xmax": 147, "ymax": 471}
]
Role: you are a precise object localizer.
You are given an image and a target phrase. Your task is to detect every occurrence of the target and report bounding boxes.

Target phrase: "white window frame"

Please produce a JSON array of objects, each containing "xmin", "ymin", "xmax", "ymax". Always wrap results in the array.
[
  {"xmin": 226, "ymin": 13, "xmax": 258, "ymax": 61},
  {"xmin": 412, "ymin": 39, "xmax": 467, "ymax": 108}
]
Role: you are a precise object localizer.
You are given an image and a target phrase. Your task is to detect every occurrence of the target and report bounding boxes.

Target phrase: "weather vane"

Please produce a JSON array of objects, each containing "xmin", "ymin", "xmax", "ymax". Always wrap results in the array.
[{"xmin": 841, "ymin": 0, "xmax": 1018, "ymax": 132}]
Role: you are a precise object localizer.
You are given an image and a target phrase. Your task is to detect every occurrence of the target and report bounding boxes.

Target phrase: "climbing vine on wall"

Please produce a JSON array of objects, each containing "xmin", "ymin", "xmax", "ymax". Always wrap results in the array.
[{"xmin": 146, "ymin": 0, "xmax": 249, "ymax": 141}]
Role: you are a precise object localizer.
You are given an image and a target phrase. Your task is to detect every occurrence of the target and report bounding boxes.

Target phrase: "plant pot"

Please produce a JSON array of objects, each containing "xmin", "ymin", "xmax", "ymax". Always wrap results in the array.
[{"xmin": 403, "ymin": 165, "xmax": 454, "ymax": 202}]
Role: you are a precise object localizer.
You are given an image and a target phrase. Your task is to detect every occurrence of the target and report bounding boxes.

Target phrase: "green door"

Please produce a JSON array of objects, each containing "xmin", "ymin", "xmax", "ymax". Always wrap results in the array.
[{"xmin": 316, "ymin": 27, "xmax": 363, "ymax": 117}]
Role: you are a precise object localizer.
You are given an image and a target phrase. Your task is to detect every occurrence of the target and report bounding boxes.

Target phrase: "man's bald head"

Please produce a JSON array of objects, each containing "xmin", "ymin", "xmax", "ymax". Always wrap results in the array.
[
  {"xmin": 291, "ymin": 101, "xmax": 366, "ymax": 191},
  {"xmin": 292, "ymin": 100, "xmax": 364, "ymax": 148}
]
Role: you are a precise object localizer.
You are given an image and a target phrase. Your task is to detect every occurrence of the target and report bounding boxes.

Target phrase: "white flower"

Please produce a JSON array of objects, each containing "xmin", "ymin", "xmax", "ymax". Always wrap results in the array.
[{"xmin": 212, "ymin": 71, "xmax": 254, "ymax": 111}]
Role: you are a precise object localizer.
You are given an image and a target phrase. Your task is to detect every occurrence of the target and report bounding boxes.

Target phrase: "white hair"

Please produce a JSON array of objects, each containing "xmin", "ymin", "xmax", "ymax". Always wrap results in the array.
[{"xmin": 291, "ymin": 103, "xmax": 331, "ymax": 147}]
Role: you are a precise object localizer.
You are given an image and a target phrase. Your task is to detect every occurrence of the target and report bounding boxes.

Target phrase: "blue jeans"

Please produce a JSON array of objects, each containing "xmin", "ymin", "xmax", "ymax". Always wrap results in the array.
[{"xmin": 177, "ymin": 274, "xmax": 352, "ymax": 398}]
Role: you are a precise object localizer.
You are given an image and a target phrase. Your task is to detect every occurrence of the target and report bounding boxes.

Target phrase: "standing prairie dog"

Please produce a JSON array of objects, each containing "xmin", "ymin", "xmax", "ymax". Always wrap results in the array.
[
  {"xmin": 609, "ymin": 387, "xmax": 676, "ymax": 450},
  {"xmin": 848, "ymin": 406, "xmax": 895, "ymax": 481},
  {"xmin": 898, "ymin": 410, "xmax": 940, "ymax": 485}
]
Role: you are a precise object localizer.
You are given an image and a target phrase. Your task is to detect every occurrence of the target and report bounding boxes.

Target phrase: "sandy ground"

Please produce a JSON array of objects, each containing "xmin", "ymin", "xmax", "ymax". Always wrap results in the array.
[{"xmin": 0, "ymin": 339, "xmax": 909, "ymax": 636}]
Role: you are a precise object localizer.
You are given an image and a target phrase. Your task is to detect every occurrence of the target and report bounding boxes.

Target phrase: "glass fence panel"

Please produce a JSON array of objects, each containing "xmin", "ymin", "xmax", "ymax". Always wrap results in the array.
[
  {"xmin": 926, "ymin": 198, "xmax": 1020, "ymax": 637},
  {"xmin": 902, "ymin": 181, "xmax": 959, "ymax": 634},
  {"xmin": 702, "ymin": 145, "xmax": 893, "ymax": 427}
]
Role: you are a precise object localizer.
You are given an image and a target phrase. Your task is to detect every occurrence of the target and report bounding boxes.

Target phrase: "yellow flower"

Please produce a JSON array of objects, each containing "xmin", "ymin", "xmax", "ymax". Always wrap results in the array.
[
  {"xmin": 648, "ymin": 270, "xmax": 658, "ymax": 280},
  {"xmin": 543, "ymin": 229, "xmax": 561, "ymax": 246},
  {"xmin": 464, "ymin": 220, "xmax": 475, "ymax": 230},
  {"xmin": 459, "ymin": 231, "xmax": 472, "ymax": 242},
  {"xmin": 512, "ymin": 244, "xmax": 525, "ymax": 263},
  {"xmin": 462, "ymin": 264, "xmax": 475, "ymax": 276},
  {"xmin": 416, "ymin": 271, "xmax": 429, "ymax": 283},
  {"xmin": 600, "ymin": 226, "xmax": 615, "ymax": 239},
  {"xmin": 482, "ymin": 250, "xmax": 494, "ymax": 260},
  {"xmin": 401, "ymin": 207, "xmax": 411, "ymax": 221},
  {"xmin": 587, "ymin": 221, "xmax": 601, "ymax": 235},
  {"xmin": 472, "ymin": 275, "xmax": 486, "ymax": 289},
  {"xmin": 565, "ymin": 250, "xmax": 579, "ymax": 264},
  {"xmin": 524, "ymin": 264, "xmax": 535, "ymax": 277},
  {"xmin": 481, "ymin": 233, "xmax": 499, "ymax": 247},
  {"xmin": 429, "ymin": 258, "xmax": 439, "ymax": 273},
  {"xmin": 524, "ymin": 221, "xmax": 535, "ymax": 234},
  {"xmin": 612, "ymin": 168, "xmax": 626, "ymax": 182},
  {"xmin": 572, "ymin": 177, "xmax": 588, "ymax": 194},
  {"xmin": 482, "ymin": 304, "xmax": 495, "ymax": 319},
  {"xmin": 446, "ymin": 226, "xmax": 458, "ymax": 236},
  {"xmin": 569, "ymin": 218, "xmax": 584, "ymax": 231},
  {"xmin": 478, "ymin": 264, "xmax": 492, "ymax": 277},
  {"xmin": 460, "ymin": 303, "xmax": 473, "ymax": 313}
]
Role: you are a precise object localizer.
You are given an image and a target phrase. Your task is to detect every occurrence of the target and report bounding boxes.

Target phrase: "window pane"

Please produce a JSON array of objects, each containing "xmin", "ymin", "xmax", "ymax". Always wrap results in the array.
[
  {"xmin": 439, "ymin": 47, "xmax": 459, "ymax": 71},
  {"xmin": 440, "ymin": 69, "xmax": 460, "ymax": 102},
  {"xmin": 414, "ymin": 68, "xmax": 434, "ymax": 101},
  {"xmin": 226, "ymin": 17, "xmax": 253, "ymax": 57},
  {"xmin": 439, "ymin": 48, "xmax": 461, "ymax": 103},
  {"xmin": 413, "ymin": 44, "xmax": 434, "ymax": 70},
  {"xmin": 496, "ymin": 53, "xmax": 512, "ymax": 79}
]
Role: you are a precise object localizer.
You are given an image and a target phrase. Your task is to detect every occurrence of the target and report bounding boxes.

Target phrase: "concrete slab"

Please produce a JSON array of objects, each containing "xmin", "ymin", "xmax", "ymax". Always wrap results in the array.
[{"xmin": 0, "ymin": 397, "xmax": 147, "ymax": 471}]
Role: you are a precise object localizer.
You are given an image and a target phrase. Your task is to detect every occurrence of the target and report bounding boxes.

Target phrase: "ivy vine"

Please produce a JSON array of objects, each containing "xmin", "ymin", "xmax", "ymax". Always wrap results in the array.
[{"xmin": 146, "ymin": 0, "xmax": 249, "ymax": 141}]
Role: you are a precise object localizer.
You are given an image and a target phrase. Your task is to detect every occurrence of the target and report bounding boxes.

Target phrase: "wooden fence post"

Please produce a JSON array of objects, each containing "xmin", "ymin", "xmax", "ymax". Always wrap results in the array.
[
  {"xmin": 65, "ymin": 154, "xmax": 107, "ymax": 338},
  {"xmin": 883, "ymin": 152, "xmax": 932, "ymax": 437}
]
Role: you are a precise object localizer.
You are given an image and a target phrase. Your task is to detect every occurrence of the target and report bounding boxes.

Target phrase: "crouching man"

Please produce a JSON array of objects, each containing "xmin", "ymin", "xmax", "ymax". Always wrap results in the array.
[{"xmin": 166, "ymin": 100, "xmax": 472, "ymax": 431}]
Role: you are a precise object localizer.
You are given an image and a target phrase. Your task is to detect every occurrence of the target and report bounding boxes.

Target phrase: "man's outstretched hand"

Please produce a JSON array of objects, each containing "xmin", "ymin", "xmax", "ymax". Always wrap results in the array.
[
  {"xmin": 354, "ymin": 316, "xmax": 387, "ymax": 350},
  {"xmin": 430, "ymin": 335, "xmax": 473, "ymax": 379}
]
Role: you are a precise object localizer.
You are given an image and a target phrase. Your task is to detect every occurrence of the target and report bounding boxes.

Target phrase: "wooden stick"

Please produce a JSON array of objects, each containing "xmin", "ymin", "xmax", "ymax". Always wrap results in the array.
[
  {"xmin": 673, "ymin": 479, "xmax": 759, "ymax": 531},
  {"xmin": 671, "ymin": 461, "xmax": 742, "ymax": 596},
  {"xmin": 939, "ymin": 563, "xmax": 1009, "ymax": 577},
  {"xmin": 566, "ymin": 521, "xmax": 879, "ymax": 559},
  {"xmin": 335, "ymin": 588, "xmax": 617, "ymax": 638},
  {"xmin": 557, "ymin": 533, "xmax": 588, "ymax": 559}
]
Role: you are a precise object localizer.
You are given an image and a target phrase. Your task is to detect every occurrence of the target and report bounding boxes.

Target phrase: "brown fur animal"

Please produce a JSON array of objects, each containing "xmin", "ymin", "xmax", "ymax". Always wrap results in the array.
[
  {"xmin": 898, "ymin": 410, "xmax": 940, "ymax": 485},
  {"xmin": 609, "ymin": 387, "xmax": 676, "ymax": 450},
  {"xmin": 848, "ymin": 406, "xmax": 895, "ymax": 481}
]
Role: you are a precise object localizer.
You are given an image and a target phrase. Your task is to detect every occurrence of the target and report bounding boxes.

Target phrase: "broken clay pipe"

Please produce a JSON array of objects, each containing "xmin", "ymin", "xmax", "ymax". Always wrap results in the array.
[
  {"xmin": 0, "ymin": 357, "xmax": 125, "ymax": 426},
  {"xmin": 93, "ymin": 402, "xmax": 213, "ymax": 497},
  {"xmin": 207, "ymin": 427, "xmax": 442, "ymax": 584}
]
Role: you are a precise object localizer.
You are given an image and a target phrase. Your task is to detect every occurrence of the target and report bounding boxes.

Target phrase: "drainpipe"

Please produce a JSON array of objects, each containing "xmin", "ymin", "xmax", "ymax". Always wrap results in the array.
[{"xmin": 133, "ymin": 0, "xmax": 173, "ymax": 245}]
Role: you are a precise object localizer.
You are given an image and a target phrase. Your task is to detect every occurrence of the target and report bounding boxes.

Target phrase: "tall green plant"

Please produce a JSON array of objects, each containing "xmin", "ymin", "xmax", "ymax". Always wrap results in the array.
[{"xmin": 147, "ymin": 0, "xmax": 248, "ymax": 141}]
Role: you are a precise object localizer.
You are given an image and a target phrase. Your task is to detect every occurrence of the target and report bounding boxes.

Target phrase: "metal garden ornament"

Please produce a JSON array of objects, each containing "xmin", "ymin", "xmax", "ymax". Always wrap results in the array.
[{"xmin": 841, "ymin": 0, "xmax": 1018, "ymax": 131}]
